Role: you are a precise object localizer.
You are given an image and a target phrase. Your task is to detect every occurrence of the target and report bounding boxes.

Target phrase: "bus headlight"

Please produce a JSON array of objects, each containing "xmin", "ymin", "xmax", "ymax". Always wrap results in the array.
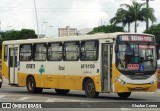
[
  {"xmin": 115, "ymin": 77, "xmax": 126, "ymax": 84},
  {"xmin": 151, "ymin": 79, "xmax": 157, "ymax": 84}
]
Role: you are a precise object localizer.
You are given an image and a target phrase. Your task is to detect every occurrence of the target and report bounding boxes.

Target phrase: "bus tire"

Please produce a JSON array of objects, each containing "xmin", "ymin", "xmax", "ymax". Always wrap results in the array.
[
  {"xmin": 0, "ymin": 82, "xmax": 2, "ymax": 88},
  {"xmin": 85, "ymin": 79, "xmax": 99, "ymax": 98},
  {"xmin": 26, "ymin": 76, "xmax": 37, "ymax": 93},
  {"xmin": 117, "ymin": 92, "xmax": 131, "ymax": 99},
  {"xmin": 55, "ymin": 89, "xmax": 70, "ymax": 94},
  {"xmin": 35, "ymin": 88, "xmax": 43, "ymax": 93}
]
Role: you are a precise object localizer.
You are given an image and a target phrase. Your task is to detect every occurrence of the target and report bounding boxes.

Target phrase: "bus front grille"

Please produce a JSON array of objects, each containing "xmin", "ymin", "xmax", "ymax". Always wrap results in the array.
[{"xmin": 126, "ymin": 75, "xmax": 151, "ymax": 80}]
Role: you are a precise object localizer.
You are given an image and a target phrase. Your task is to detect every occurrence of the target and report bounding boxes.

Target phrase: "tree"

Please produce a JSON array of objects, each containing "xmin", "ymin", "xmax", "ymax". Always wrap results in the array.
[
  {"xmin": 143, "ymin": 7, "xmax": 157, "ymax": 30},
  {"xmin": 0, "ymin": 29, "xmax": 37, "ymax": 52},
  {"xmin": 110, "ymin": 1, "xmax": 156, "ymax": 33},
  {"xmin": 124, "ymin": 1, "xmax": 146, "ymax": 33},
  {"xmin": 87, "ymin": 25, "xmax": 124, "ymax": 34},
  {"xmin": 144, "ymin": 24, "xmax": 160, "ymax": 59},
  {"xmin": 110, "ymin": 8, "xmax": 133, "ymax": 32},
  {"xmin": 144, "ymin": 24, "xmax": 160, "ymax": 42},
  {"xmin": 1, "ymin": 29, "xmax": 37, "ymax": 41},
  {"xmin": 19, "ymin": 29, "xmax": 37, "ymax": 39}
]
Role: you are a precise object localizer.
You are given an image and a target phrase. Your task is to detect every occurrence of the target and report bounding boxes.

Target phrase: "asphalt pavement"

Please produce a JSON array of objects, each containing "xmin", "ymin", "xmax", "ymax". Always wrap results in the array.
[{"xmin": 1, "ymin": 82, "xmax": 160, "ymax": 111}]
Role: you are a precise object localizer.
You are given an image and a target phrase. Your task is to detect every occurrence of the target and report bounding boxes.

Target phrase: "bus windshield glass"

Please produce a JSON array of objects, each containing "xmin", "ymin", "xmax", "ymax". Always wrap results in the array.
[{"xmin": 116, "ymin": 35, "xmax": 156, "ymax": 72}]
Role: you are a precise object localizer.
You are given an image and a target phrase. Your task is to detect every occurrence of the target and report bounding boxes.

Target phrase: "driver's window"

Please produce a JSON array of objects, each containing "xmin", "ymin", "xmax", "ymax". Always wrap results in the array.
[{"xmin": 145, "ymin": 49, "xmax": 153, "ymax": 60}]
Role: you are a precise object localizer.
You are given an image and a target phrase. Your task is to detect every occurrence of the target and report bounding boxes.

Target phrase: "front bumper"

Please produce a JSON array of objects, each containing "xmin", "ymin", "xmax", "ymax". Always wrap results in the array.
[{"xmin": 114, "ymin": 81, "xmax": 157, "ymax": 93}]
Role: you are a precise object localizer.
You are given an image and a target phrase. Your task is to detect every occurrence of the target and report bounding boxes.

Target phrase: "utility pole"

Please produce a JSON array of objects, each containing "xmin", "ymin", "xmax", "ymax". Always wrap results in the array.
[{"xmin": 33, "ymin": 0, "xmax": 39, "ymax": 38}]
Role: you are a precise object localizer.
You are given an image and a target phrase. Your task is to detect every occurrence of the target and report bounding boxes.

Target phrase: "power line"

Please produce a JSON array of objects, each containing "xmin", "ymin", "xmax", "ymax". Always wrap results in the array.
[
  {"xmin": 0, "ymin": 9, "xmax": 160, "ymax": 13},
  {"xmin": 0, "ymin": 7, "xmax": 118, "ymax": 9},
  {"xmin": 0, "ymin": 7, "xmax": 159, "ymax": 12}
]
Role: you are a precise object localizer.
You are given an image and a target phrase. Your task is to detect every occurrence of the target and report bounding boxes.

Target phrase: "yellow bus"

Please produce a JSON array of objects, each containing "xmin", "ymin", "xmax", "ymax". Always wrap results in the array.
[{"xmin": 1, "ymin": 32, "xmax": 158, "ymax": 98}]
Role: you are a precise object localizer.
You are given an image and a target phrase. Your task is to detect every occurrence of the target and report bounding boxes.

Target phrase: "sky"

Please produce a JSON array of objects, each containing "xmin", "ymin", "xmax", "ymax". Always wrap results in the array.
[{"xmin": 0, "ymin": 0, "xmax": 160, "ymax": 37}]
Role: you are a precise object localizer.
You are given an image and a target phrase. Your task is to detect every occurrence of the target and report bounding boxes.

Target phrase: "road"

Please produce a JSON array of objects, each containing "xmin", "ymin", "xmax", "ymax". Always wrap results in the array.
[{"xmin": 0, "ymin": 83, "xmax": 160, "ymax": 111}]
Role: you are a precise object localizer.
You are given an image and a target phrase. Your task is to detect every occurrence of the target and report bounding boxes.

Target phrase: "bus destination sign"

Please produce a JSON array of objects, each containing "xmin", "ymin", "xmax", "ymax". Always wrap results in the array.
[{"xmin": 120, "ymin": 35, "xmax": 152, "ymax": 42}]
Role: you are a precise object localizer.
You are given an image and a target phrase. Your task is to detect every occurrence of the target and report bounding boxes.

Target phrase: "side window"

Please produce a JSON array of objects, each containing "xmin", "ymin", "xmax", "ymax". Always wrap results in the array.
[
  {"xmin": 48, "ymin": 43, "xmax": 62, "ymax": 61},
  {"xmin": 4, "ymin": 45, "xmax": 8, "ymax": 61},
  {"xmin": 80, "ymin": 40, "xmax": 98, "ymax": 61},
  {"xmin": 33, "ymin": 43, "xmax": 46, "ymax": 61},
  {"xmin": 20, "ymin": 44, "xmax": 32, "ymax": 61},
  {"xmin": 64, "ymin": 42, "xmax": 79, "ymax": 61}
]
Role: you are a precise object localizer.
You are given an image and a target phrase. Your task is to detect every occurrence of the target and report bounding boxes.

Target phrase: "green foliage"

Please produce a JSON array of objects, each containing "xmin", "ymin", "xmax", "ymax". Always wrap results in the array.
[
  {"xmin": 110, "ymin": 1, "xmax": 156, "ymax": 33},
  {"xmin": 144, "ymin": 24, "xmax": 160, "ymax": 41},
  {"xmin": 20, "ymin": 29, "xmax": 37, "ymax": 39},
  {"xmin": 88, "ymin": 25, "xmax": 124, "ymax": 34},
  {"xmin": 0, "ymin": 29, "xmax": 37, "ymax": 56},
  {"xmin": 1, "ymin": 29, "xmax": 37, "ymax": 41},
  {"xmin": 110, "ymin": 8, "xmax": 133, "ymax": 32}
]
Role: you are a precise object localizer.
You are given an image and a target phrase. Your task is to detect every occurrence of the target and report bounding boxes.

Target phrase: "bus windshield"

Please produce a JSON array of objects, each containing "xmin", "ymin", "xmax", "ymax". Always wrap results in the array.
[{"xmin": 117, "ymin": 43, "xmax": 156, "ymax": 71}]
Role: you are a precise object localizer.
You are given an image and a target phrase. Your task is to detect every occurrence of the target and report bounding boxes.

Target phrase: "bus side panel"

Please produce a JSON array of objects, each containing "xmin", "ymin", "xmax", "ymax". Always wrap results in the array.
[
  {"xmin": 41, "ymin": 74, "xmax": 101, "ymax": 91},
  {"xmin": 17, "ymin": 72, "xmax": 27, "ymax": 86},
  {"xmin": 18, "ymin": 73, "xmax": 44, "ymax": 87},
  {"xmin": 17, "ymin": 72, "xmax": 101, "ymax": 92},
  {"xmin": 43, "ymin": 74, "xmax": 58, "ymax": 88},
  {"xmin": 1, "ymin": 45, "xmax": 9, "ymax": 83},
  {"xmin": 92, "ymin": 74, "xmax": 101, "ymax": 92},
  {"xmin": 66, "ymin": 76, "xmax": 82, "ymax": 90},
  {"xmin": 17, "ymin": 60, "xmax": 101, "ymax": 91}
]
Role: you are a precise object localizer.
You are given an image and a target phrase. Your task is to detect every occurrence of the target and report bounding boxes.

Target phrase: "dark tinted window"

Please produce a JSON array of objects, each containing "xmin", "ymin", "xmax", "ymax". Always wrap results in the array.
[
  {"xmin": 80, "ymin": 40, "xmax": 98, "ymax": 61},
  {"xmin": 48, "ymin": 43, "xmax": 62, "ymax": 61},
  {"xmin": 64, "ymin": 42, "xmax": 79, "ymax": 61},
  {"xmin": 20, "ymin": 44, "xmax": 32, "ymax": 61},
  {"xmin": 33, "ymin": 43, "xmax": 46, "ymax": 61}
]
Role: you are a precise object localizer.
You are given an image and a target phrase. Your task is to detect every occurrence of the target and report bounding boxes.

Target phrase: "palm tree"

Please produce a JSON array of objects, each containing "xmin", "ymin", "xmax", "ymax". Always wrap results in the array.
[
  {"xmin": 110, "ymin": 8, "xmax": 133, "ymax": 32},
  {"xmin": 142, "ymin": 7, "xmax": 157, "ymax": 30},
  {"xmin": 110, "ymin": 1, "xmax": 156, "ymax": 33}
]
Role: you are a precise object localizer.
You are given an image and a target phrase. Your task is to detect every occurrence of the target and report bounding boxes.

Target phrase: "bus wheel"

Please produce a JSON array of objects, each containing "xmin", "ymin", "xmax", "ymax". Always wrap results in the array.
[
  {"xmin": 117, "ymin": 92, "xmax": 131, "ymax": 99},
  {"xmin": 85, "ymin": 79, "xmax": 99, "ymax": 98},
  {"xmin": 0, "ymin": 82, "xmax": 2, "ymax": 88},
  {"xmin": 26, "ymin": 76, "xmax": 36, "ymax": 93},
  {"xmin": 55, "ymin": 89, "xmax": 70, "ymax": 94},
  {"xmin": 35, "ymin": 88, "xmax": 43, "ymax": 93}
]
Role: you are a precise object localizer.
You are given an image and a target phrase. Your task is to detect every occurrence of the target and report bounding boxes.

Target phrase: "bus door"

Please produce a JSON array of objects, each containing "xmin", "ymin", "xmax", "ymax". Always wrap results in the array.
[
  {"xmin": 9, "ymin": 47, "xmax": 18, "ymax": 84},
  {"xmin": 102, "ymin": 44, "xmax": 113, "ymax": 92}
]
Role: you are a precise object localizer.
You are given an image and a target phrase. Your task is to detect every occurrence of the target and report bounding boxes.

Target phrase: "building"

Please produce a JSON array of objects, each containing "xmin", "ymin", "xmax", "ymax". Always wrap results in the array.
[{"xmin": 58, "ymin": 26, "xmax": 77, "ymax": 37}]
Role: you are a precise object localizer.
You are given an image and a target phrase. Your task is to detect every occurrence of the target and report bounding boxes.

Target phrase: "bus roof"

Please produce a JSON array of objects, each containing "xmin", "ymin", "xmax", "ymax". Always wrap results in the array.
[{"xmin": 2, "ymin": 32, "xmax": 154, "ymax": 45}]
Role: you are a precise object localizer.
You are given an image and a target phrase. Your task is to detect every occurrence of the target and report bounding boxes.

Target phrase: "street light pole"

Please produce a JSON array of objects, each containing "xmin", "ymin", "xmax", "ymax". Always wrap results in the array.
[{"xmin": 33, "ymin": 0, "xmax": 39, "ymax": 38}]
